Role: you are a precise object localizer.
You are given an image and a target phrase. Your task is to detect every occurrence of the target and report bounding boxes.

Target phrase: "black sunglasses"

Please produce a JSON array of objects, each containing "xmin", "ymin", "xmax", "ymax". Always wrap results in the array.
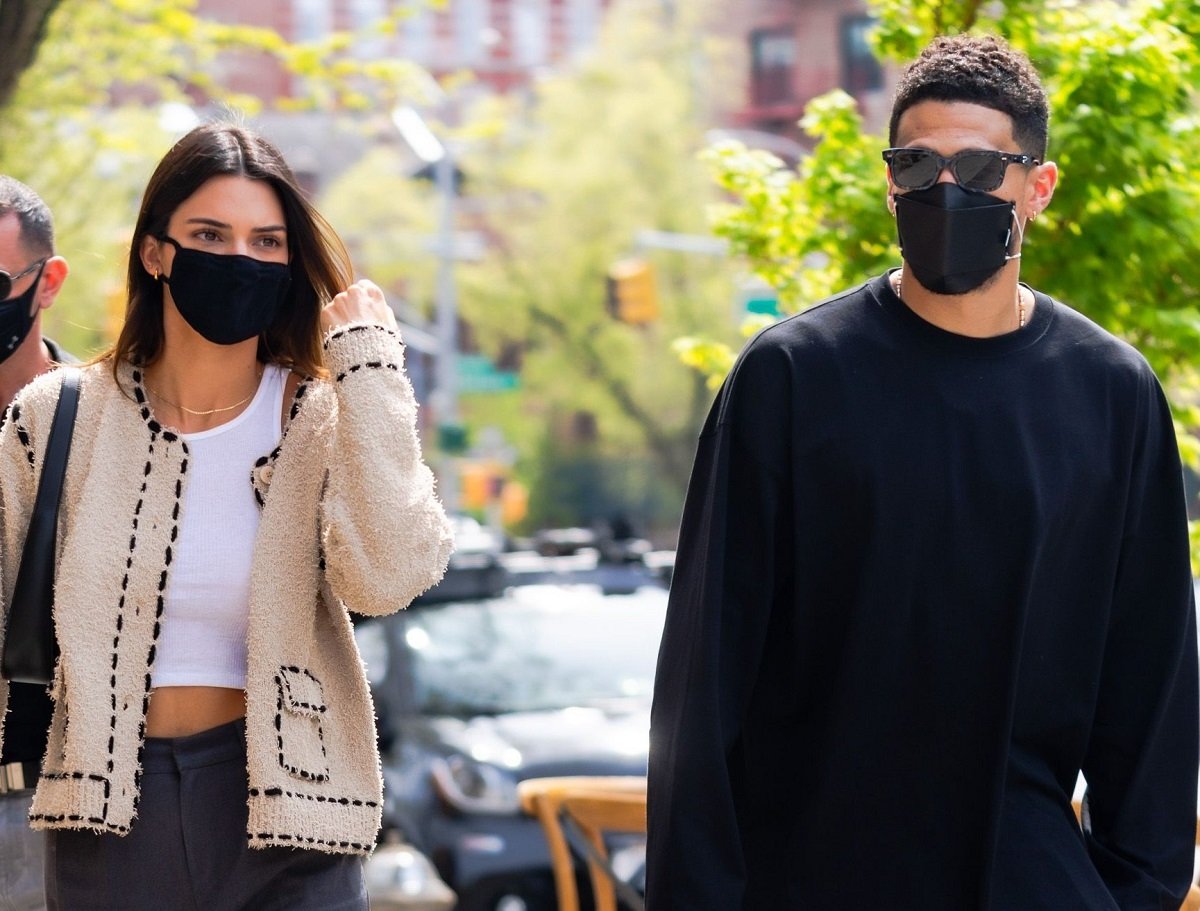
[
  {"xmin": 882, "ymin": 148, "xmax": 1040, "ymax": 192},
  {"xmin": 0, "ymin": 258, "xmax": 47, "ymax": 301}
]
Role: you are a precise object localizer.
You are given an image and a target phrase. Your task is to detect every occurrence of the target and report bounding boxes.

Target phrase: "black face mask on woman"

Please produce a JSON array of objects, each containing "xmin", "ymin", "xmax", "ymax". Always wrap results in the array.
[
  {"xmin": 894, "ymin": 182, "xmax": 1022, "ymax": 295},
  {"xmin": 158, "ymin": 236, "xmax": 290, "ymax": 346},
  {"xmin": 0, "ymin": 261, "xmax": 45, "ymax": 361}
]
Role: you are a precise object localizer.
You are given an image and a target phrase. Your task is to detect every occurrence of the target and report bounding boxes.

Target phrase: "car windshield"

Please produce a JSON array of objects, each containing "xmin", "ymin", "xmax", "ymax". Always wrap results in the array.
[{"xmin": 404, "ymin": 584, "xmax": 668, "ymax": 717}]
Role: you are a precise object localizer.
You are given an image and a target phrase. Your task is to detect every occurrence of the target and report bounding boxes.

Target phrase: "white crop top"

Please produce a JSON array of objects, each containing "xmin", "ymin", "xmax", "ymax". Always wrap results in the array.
[{"xmin": 150, "ymin": 364, "xmax": 287, "ymax": 690}]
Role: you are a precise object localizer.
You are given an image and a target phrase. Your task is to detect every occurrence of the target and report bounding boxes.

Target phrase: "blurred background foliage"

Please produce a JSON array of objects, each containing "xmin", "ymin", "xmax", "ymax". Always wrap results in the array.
[{"xmin": 450, "ymin": 0, "xmax": 740, "ymax": 531}]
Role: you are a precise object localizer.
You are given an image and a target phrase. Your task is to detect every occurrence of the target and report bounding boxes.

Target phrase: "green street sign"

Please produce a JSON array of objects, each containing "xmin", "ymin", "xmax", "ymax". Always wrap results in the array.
[
  {"xmin": 457, "ymin": 354, "xmax": 519, "ymax": 393},
  {"xmin": 438, "ymin": 422, "xmax": 469, "ymax": 454},
  {"xmin": 745, "ymin": 296, "xmax": 780, "ymax": 316}
]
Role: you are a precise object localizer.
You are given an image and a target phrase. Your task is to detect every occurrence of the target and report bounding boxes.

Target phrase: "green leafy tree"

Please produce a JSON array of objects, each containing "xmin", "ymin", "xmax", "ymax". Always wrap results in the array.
[
  {"xmin": 451, "ymin": 0, "xmax": 740, "ymax": 534},
  {"xmin": 695, "ymin": 0, "xmax": 1200, "ymax": 563}
]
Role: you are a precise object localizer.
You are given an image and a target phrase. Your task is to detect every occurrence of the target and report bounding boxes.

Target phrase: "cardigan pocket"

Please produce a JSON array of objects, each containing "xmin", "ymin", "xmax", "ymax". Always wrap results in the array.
[{"xmin": 274, "ymin": 666, "xmax": 330, "ymax": 783}]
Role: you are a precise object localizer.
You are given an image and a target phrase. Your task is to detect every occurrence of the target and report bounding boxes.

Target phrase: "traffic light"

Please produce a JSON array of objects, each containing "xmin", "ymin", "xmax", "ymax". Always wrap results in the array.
[
  {"xmin": 460, "ymin": 461, "xmax": 509, "ymax": 511},
  {"xmin": 606, "ymin": 259, "xmax": 659, "ymax": 325}
]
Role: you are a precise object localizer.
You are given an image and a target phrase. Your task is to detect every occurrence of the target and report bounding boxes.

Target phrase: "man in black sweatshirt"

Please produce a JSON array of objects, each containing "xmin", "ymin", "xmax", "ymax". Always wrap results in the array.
[
  {"xmin": 0, "ymin": 175, "xmax": 72, "ymax": 911},
  {"xmin": 647, "ymin": 35, "xmax": 1198, "ymax": 910}
]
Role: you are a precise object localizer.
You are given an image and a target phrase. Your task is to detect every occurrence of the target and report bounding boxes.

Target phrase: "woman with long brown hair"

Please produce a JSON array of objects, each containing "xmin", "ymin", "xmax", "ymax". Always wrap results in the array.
[{"xmin": 0, "ymin": 122, "xmax": 453, "ymax": 909}]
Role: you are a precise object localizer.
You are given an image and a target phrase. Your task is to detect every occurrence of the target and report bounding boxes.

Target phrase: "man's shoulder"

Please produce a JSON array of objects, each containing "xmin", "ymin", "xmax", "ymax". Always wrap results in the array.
[
  {"xmin": 44, "ymin": 336, "xmax": 79, "ymax": 365},
  {"xmin": 706, "ymin": 279, "xmax": 879, "ymax": 436},
  {"xmin": 1041, "ymin": 293, "xmax": 1158, "ymax": 381},
  {"xmin": 728, "ymin": 277, "xmax": 879, "ymax": 379}
]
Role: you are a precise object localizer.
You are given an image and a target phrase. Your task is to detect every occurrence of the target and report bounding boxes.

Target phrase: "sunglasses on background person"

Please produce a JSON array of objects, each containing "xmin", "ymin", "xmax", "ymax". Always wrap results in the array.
[
  {"xmin": 0, "ymin": 259, "xmax": 47, "ymax": 301},
  {"xmin": 883, "ymin": 148, "xmax": 1041, "ymax": 193}
]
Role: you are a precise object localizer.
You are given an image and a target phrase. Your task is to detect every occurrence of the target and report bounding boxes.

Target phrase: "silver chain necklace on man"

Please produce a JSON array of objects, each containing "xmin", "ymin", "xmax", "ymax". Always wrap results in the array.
[{"xmin": 893, "ymin": 274, "xmax": 1026, "ymax": 329}]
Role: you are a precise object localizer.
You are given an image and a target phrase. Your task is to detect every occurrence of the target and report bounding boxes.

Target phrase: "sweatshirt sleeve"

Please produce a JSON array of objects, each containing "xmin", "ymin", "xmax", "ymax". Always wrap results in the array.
[
  {"xmin": 318, "ymin": 322, "xmax": 454, "ymax": 617},
  {"xmin": 1080, "ymin": 372, "xmax": 1199, "ymax": 909},
  {"xmin": 646, "ymin": 339, "xmax": 791, "ymax": 910}
]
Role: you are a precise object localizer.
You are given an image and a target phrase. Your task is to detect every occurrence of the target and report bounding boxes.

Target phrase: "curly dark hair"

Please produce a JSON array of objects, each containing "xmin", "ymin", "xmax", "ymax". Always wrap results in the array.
[{"xmin": 889, "ymin": 35, "xmax": 1049, "ymax": 159}]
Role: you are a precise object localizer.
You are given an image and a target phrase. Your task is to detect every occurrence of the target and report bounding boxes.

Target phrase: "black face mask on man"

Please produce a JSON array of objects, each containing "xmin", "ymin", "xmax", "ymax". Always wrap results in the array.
[
  {"xmin": 158, "ymin": 236, "xmax": 290, "ymax": 346},
  {"xmin": 0, "ymin": 261, "xmax": 45, "ymax": 361},
  {"xmin": 894, "ymin": 183, "xmax": 1022, "ymax": 295}
]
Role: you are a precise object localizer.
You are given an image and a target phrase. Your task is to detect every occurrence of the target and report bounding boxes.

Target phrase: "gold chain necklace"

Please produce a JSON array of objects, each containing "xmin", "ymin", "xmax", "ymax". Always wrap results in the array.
[
  {"xmin": 146, "ymin": 370, "xmax": 262, "ymax": 417},
  {"xmin": 894, "ymin": 274, "xmax": 1025, "ymax": 329}
]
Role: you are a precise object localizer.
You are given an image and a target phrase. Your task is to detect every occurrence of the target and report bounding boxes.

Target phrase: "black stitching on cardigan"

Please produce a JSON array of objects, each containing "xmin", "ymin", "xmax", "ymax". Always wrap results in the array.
[
  {"xmin": 41, "ymin": 771, "xmax": 108, "ymax": 787},
  {"xmin": 274, "ymin": 670, "xmax": 330, "ymax": 783},
  {"xmin": 248, "ymin": 787, "xmax": 378, "ymax": 808},
  {"xmin": 334, "ymin": 362, "xmax": 399, "ymax": 383},
  {"xmin": 37, "ymin": 773, "xmax": 112, "ymax": 827},
  {"xmin": 12, "ymin": 405, "xmax": 34, "ymax": 469},
  {"xmin": 31, "ymin": 815, "xmax": 128, "ymax": 833},
  {"xmin": 289, "ymin": 379, "xmax": 309, "ymax": 422},
  {"xmin": 249, "ymin": 832, "xmax": 371, "ymax": 852},
  {"xmin": 322, "ymin": 323, "xmax": 397, "ymax": 347},
  {"xmin": 107, "ymin": 433, "xmax": 187, "ymax": 823},
  {"xmin": 278, "ymin": 666, "xmax": 327, "ymax": 714},
  {"xmin": 252, "ymin": 378, "xmax": 308, "ymax": 509}
]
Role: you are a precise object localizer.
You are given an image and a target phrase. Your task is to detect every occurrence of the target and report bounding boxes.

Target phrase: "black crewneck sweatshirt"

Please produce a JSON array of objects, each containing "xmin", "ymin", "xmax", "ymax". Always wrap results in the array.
[{"xmin": 647, "ymin": 273, "xmax": 1198, "ymax": 910}]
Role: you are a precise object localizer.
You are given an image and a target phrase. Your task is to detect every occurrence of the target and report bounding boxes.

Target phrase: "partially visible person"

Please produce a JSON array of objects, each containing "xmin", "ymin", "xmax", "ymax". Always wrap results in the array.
[
  {"xmin": 0, "ymin": 175, "xmax": 71, "ymax": 911},
  {"xmin": 0, "ymin": 124, "xmax": 453, "ymax": 910},
  {"xmin": 647, "ymin": 35, "xmax": 1197, "ymax": 910}
]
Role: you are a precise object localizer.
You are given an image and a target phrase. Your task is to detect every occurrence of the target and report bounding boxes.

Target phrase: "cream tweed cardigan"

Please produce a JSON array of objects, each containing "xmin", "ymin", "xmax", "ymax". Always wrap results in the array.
[{"xmin": 0, "ymin": 322, "xmax": 453, "ymax": 855}]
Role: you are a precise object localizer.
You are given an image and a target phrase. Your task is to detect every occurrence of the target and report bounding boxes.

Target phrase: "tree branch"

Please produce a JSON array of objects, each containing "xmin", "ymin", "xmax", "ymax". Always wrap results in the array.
[{"xmin": 0, "ymin": 0, "xmax": 63, "ymax": 111}]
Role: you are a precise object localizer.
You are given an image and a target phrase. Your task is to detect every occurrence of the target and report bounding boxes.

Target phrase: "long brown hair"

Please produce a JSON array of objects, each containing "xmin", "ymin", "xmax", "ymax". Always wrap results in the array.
[{"xmin": 108, "ymin": 122, "xmax": 353, "ymax": 379}]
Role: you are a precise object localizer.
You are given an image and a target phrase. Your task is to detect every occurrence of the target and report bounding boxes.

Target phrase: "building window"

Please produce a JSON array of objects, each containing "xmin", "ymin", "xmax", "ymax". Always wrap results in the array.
[
  {"xmin": 293, "ymin": 0, "xmax": 333, "ymax": 42},
  {"xmin": 350, "ymin": 0, "xmax": 386, "ymax": 57},
  {"xmin": 841, "ymin": 16, "xmax": 883, "ymax": 94},
  {"xmin": 513, "ymin": 0, "xmax": 548, "ymax": 67},
  {"xmin": 350, "ymin": 0, "xmax": 384, "ymax": 30},
  {"xmin": 566, "ymin": 0, "xmax": 599, "ymax": 56},
  {"xmin": 403, "ymin": 2, "xmax": 433, "ymax": 66},
  {"xmin": 455, "ymin": 0, "xmax": 489, "ymax": 66},
  {"xmin": 750, "ymin": 29, "xmax": 795, "ymax": 107}
]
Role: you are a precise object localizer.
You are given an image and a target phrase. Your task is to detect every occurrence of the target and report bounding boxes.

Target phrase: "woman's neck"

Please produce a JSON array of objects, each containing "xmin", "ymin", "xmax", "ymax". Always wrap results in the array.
[{"xmin": 143, "ymin": 335, "xmax": 264, "ymax": 434}]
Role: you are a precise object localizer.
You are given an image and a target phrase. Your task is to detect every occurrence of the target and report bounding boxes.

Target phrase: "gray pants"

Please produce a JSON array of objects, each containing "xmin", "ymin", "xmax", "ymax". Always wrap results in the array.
[
  {"xmin": 0, "ymin": 790, "xmax": 45, "ymax": 911},
  {"xmin": 44, "ymin": 719, "xmax": 366, "ymax": 911}
]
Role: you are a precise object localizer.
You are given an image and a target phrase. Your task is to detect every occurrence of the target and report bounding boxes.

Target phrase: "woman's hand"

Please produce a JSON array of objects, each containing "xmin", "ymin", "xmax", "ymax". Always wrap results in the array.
[{"xmin": 321, "ymin": 279, "xmax": 399, "ymax": 333}]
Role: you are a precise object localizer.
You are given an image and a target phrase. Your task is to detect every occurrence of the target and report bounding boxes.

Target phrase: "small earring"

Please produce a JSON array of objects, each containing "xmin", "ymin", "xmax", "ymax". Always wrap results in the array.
[{"xmin": 153, "ymin": 269, "xmax": 160, "ymax": 281}]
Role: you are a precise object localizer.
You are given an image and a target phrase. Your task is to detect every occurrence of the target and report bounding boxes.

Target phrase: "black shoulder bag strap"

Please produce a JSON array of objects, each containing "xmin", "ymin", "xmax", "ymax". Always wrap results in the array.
[{"xmin": 2, "ymin": 370, "xmax": 81, "ymax": 685}]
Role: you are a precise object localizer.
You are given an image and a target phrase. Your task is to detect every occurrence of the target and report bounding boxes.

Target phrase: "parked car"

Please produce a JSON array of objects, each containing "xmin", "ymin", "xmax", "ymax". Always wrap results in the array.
[
  {"xmin": 354, "ymin": 558, "xmax": 668, "ymax": 911},
  {"xmin": 365, "ymin": 836, "xmax": 458, "ymax": 910}
]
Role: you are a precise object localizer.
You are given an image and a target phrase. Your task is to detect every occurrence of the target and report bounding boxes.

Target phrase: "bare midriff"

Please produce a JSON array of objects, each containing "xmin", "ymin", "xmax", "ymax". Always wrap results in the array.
[{"xmin": 145, "ymin": 687, "xmax": 247, "ymax": 738}]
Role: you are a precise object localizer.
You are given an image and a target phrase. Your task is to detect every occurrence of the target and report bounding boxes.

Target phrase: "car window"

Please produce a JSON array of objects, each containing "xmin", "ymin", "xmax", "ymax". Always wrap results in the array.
[{"xmin": 404, "ymin": 584, "xmax": 668, "ymax": 716}]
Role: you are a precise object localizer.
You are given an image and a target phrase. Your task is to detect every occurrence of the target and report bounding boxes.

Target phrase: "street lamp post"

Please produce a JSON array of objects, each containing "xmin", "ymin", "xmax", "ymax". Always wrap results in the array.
[
  {"xmin": 392, "ymin": 105, "xmax": 461, "ymax": 513},
  {"xmin": 433, "ymin": 147, "xmax": 459, "ymax": 451}
]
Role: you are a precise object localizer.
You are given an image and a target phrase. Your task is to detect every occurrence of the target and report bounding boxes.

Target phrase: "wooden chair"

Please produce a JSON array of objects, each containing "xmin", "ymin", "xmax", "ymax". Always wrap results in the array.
[
  {"xmin": 517, "ymin": 775, "xmax": 647, "ymax": 911},
  {"xmin": 1072, "ymin": 800, "xmax": 1200, "ymax": 910}
]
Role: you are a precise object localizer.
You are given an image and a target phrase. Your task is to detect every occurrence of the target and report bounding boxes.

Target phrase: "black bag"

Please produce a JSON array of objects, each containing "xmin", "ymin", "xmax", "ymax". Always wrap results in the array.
[{"xmin": 2, "ymin": 370, "xmax": 81, "ymax": 685}]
